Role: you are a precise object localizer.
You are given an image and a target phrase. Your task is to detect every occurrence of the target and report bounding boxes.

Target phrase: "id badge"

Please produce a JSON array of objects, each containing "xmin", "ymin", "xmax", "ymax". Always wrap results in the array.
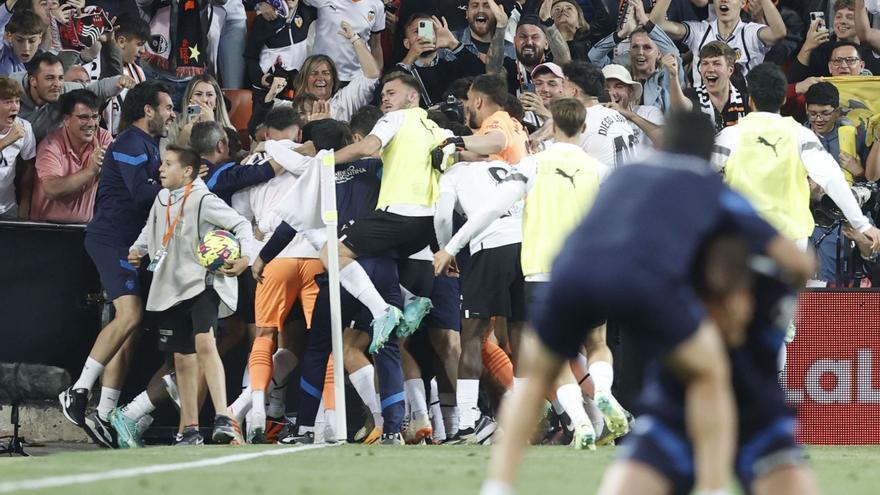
[{"xmin": 147, "ymin": 249, "xmax": 167, "ymax": 272}]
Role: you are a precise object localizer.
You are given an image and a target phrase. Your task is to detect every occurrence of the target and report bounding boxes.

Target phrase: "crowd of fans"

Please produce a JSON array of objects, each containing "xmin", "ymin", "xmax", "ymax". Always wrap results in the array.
[{"xmin": 5, "ymin": 0, "xmax": 880, "ymax": 447}]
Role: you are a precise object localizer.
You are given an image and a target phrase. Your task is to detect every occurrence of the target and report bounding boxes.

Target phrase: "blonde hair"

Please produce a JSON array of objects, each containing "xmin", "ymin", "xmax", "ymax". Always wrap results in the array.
[
  {"xmin": 549, "ymin": 97, "xmax": 586, "ymax": 137},
  {"xmin": 293, "ymin": 55, "xmax": 340, "ymax": 97},
  {"xmin": 552, "ymin": 0, "xmax": 590, "ymax": 34},
  {"xmin": 182, "ymin": 74, "xmax": 232, "ymax": 128}
]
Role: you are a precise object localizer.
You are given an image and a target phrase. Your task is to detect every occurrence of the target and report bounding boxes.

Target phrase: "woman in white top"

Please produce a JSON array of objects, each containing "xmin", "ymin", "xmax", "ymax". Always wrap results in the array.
[{"xmin": 268, "ymin": 21, "xmax": 381, "ymax": 123}]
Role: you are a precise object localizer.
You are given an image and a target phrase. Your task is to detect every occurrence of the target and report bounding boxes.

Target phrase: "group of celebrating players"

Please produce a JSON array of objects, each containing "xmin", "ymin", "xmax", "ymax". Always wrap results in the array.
[{"xmin": 46, "ymin": 17, "xmax": 879, "ymax": 495}]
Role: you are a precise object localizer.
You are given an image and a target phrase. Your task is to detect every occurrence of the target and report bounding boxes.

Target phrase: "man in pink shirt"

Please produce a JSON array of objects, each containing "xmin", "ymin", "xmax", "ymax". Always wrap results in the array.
[{"xmin": 30, "ymin": 89, "xmax": 111, "ymax": 223}]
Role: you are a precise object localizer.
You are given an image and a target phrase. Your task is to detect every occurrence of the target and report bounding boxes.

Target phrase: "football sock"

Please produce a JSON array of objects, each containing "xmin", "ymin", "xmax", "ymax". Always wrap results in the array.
[
  {"xmin": 556, "ymin": 383, "xmax": 589, "ymax": 427},
  {"xmin": 350, "ymin": 365, "xmax": 382, "ymax": 427},
  {"xmin": 339, "ymin": 262, "xmax": 389, "ymax": 319},
  {"xmin": 248, "ymin": 337, "xmax": 275, "ymax": 392},
  {"xmin": 456, "ymin": 378, "xmax": 480, "ymax": 430},
  {"xmin": 121, "ymin": 391, "xmax": 155, "ymax": 422},
  {"xmin": 251, "ymin": 390, "xmax": 266, "ymax": 430},
  {"xmin": 323, "ymin": 357, "xmax": 335, "ymax": 410},
  {"xmin": 404, "ymin": 378, "xmax": 428, "ymax": 422},
  {"xmin": 267, "ymin": 348, "xmax": 298, "ymax": 418},
  {"xmin": 229, "ymin": 388, "xmax": 252, "ymax": 423},
  {"xmin": 585, "ymin": 397, "xmax": 605, "ymax": 437},
  {"xmin": 73, "ymin": 357, "xmax": 104, "ymax": 391},
  {"xmin": 513, "ymin": 376, "xmax": 527, "ymax": 393},
  {"xmin": 482, "ymin": 340, "xmax": 513, "ymax": 390},
  {"xmin": 439, "ymin": 392, "xmax": 459, "ymax": 437},
  {"xmin": 429, "ymin": 379, "xmax": 446, "ymax": 441},
  {"xmin": 96, "ymin": 387, "xmax": 119, "ymax": 421},
  {"xmin": 375, "ymin": 336, "xmax": 405, "ymax": 432},
  {"xmin": 399, "ymin": 284, "xmax": 417, "ymax": 307},
  {"xmin": 589, "ymin": 361, "xmax": 614, "ymax": 392}
]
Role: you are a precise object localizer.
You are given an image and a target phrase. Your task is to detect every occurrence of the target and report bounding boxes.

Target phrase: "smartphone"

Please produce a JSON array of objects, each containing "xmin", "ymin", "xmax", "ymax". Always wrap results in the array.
[
  {"xmin": 417, "ymin": 19, "xmax": 435, "ymax": 43},
  {"xmin": 810, "ymin": 11, "xmax": 826, "ymax": 29},
  {"xmin": 187, "ymin": 105, "xmax": 201, "ymax": 117}
]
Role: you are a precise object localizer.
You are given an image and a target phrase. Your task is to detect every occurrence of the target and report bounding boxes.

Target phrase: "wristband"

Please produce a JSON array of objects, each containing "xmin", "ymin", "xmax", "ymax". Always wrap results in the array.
[{"xmin": 349, "ymin": 34, "xmax": 361, "ymax": 43}]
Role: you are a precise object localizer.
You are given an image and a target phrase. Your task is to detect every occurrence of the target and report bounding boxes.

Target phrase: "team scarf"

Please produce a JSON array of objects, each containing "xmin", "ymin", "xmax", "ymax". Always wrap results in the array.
[
  {"xmin": 695, "ymin": 81, "xmax": 745, "ymax": 130},
  {"xmin": 144, "ymin": 0, "xmax": 205, "ymax": 78},
  {"xmin": 57, "ymin": 6, "xmax": 114, "ymax": 51}
]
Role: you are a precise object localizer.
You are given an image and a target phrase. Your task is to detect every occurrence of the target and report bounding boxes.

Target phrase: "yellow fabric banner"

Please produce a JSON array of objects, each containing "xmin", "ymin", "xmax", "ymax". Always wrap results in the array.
[{"xmin": 825, "ymin": 76, "xmax": 880, "ymax": 145}]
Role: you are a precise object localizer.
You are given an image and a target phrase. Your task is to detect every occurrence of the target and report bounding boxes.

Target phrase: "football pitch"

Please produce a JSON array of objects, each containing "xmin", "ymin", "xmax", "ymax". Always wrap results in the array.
[{"xmin": 1, "ymin": 444, "xmax": 879, "ymax": 495}]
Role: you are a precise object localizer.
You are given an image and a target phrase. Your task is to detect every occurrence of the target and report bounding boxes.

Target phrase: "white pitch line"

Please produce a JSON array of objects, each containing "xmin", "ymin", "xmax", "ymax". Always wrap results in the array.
[{"xmin": 0, "ymin": 443, "xmax": 333, "ymax": 493}]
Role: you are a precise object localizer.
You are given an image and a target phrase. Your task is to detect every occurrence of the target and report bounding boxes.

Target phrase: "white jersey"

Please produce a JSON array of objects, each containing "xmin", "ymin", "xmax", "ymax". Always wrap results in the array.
[
  {"xmin": 630, "ymin": 105, "xmax": 665, "ymax": 157},
  {"xmin": 305, "ymin": 0, "xmax": 385, "ymax": 81},
  {"xmin": 436, "ymin": 161, "xmax": 523, "ymax": 254},
  {"xmin": 232, "ymin": 144, "xmax": 319, "ymax": 260},
  {"xmin": 103, "ymin": 63, "xmax": 146, "ymax": 136},
  {"xmin": 580, "ymin": 104, "xmax": 638, "ymax": 170},
  {"xmin": 682, "ymin": 19, "xmax": 769, "ymax": 86}
]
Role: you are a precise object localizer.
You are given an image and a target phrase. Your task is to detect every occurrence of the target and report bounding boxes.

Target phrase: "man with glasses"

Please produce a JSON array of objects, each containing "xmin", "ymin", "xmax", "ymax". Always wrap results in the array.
[
  {"xmin": 796, "ymin": 41, "xmax": 869, "ymax": 94},
  {"xmin": 30, "ymin": 89, "xmax": 111, "ymax": 223}
]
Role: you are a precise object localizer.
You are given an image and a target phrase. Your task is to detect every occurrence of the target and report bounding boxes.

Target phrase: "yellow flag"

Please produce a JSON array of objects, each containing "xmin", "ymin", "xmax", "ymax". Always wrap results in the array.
[{"xmin": 825, "ymin": 76, "xmax": 880, "ymax": 146}]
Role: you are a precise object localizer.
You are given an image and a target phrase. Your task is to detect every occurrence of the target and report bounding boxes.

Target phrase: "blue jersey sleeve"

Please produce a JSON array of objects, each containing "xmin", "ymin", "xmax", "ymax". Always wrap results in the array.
[
  {"xmin": 718, "ymin": 187, "xmax": 779, "ymax": 253},
  {"xmin": 111, "ymin": 142, "xmax": 160, "ymax": 208},
  {"xmin": 207, "ymin": 162, "xmax": 276, "ymax": 196}
]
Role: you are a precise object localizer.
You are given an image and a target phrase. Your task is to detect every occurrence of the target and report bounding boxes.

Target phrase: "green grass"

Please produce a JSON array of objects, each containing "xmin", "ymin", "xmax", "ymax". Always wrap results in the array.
[{"xmin": 1, "ymin": 444, "xmax": 879, "ymax": 495}]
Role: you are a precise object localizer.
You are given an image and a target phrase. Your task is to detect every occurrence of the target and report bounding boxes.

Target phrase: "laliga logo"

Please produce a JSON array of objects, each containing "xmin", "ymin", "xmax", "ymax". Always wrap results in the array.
[{"xmin": 785, "ymin": 348, "xmax": 880, "ymax": 405}]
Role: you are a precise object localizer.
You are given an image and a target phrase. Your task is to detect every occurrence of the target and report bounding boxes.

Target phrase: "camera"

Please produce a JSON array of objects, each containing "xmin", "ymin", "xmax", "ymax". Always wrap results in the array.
[
  {"xmin": 437, "ymin": 95, "xmax": 464, "ymax": 125},
  {"xmin": 815, "ymin": 183, "xmax": 880, "ymax": 226}
]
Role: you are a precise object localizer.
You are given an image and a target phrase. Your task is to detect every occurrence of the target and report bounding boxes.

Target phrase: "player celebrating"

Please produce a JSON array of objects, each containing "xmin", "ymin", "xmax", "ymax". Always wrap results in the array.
[
  {"xmin": 479, "ymin": 111, "xmax": 814, "ymax": 495},
  {"xmin": 435, "ymin": 97, "xmax": 608, "ymax": 449}
]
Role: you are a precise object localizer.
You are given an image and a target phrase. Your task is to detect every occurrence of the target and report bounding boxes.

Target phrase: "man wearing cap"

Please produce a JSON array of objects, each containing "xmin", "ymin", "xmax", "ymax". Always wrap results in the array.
[
  {"xmin": 602, "ymin": 64, "xmax": 664, "ymax": 156},
  {"xmin": 518, "ymin": 62, "xmax": 565, "ymax": 128}
]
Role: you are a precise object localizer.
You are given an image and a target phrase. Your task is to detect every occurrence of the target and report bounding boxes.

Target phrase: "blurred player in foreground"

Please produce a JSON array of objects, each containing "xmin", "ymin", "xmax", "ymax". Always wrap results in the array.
[{"xmin": 480, "ymin": 111, "xmax": 816, "ymax": 495}]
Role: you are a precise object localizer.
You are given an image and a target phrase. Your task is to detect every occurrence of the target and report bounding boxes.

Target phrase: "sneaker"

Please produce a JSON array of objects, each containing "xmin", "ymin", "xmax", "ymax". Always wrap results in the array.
[
  {"xmin": 369, "ymin": 306, "xmax": 403, "ymax": 353},
  {"xmin": 363, "ymin": 426, "xmax": 383, "ymax": 445},
  {"xmin": 448, "ymin": 416, "xmax": 496, "ymax": 445},
  {"xmin": 595, "ymin": 388, "xmax": 629, "ymax": 443},
  {"xmin": 396, "ymin": 297, "xmax": 433, "ymax": 338},
  {"xmin": 403, "ymin": 414, "xmax": 433, "ymax": 444},
  {"xmin": 212, "ymin": 415, "xmax": 244, "ymax": 445},
  {"xmin": 162, "ymin": 373, "xmax": 181, "ymax": 411},
  {"xmin": 353, "ymin": 411, "xmax": 375, "ymax": 443},
  {"xmin": 380, "ymin": 431, "xmax": 405, "ymax": 445},
  {"xmin": 84, "ymin": 412, "xmax": 116, "ymax": 448},
  {"xmin": 109, "ymin": 407, "xmax": 143, "ymax": 449},
  {"xmin": 265, "ymin": 416, "xmax": 289, "ymax": 444},
  {"xmin": 572, "ymin": 421, "xmax": 597, "ymax": 451},
  {"xmin": 174, "ymin": 427, "xmax": 204, "ymax": 446},
  {"xmin": 58, "ymin": 387, "xmax": 89, "ymax": 427},
  {"xmin": 279, "ymin": 430, "xmax": 315, "ymax": 445}
]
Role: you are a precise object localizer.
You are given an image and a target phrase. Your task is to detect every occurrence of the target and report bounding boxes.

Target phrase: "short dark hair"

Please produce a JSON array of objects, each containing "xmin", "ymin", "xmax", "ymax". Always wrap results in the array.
[
  {"xmin": 225, "ymin": 127, "xmax": 243, "ymax": 159},
  {"xmin": 302, "ymin": 119, "xmax": 352, "ymax": 151},
  {"xmin": 746, "ymin": 63, "xmax": 787, "ymax": 113},
  {"xmin": 350, "ymin": 105, "xmax": 382, "ymax": 137},
  {"xmin": 26, "ymin": 52, "xmax": 62, "ymax": 77},
  {"xmin": 190, "ymin": 121, "xmax": 227, "ymax": 156},
  {"xmin": 382, "ymin": 71, "xmax": 422, "ymax": 94},
  {"xmin": 562, "ymin": 61, "xmax": 606, "ymax": 99},
  {"xmin": 549, "ymin": 97, "xmax": 585, "ymax": 137},
  {"xmin": 698, "ymin": 40, "xmax": 736, "ymax": 67},
  {"xmin": 60, "ymin": 89, "xmax": 100, "ymax": 115},
  {"xmin": 834, "ymin": 0, "xmax": 855, "ymax": 14},
  {"xmin": 114, "ymin": 15, "xmax": 150, "ymax": 42},
  {"xmin": 120, "ymin": 80, "xmax": 172, "ymax": 126},
  {"xmin": 7, "ymin": 9, "xmax": 46, "ymax": 36},
  {"xmin": 264, "ymin": 106, "xmax": 304, "ymax": 132},
  {"xmin": 500, "ymin": 93, "xmax": 525, "ymax": 122},
  {"xmin": 804, "ymin": 82, "xmax": 840, "ymax": 108},
  {"xmin": 404, "ymin": 12, "xmax": 433, "ymax": 29},
  {"xmin": 165, "ymin": 144, "xmax": 201, "ymax": 180},
  {"xmin": 662, "ymin": 110, "xmax": 715, "ymax": 161},
  {"xmin": 448, "ymin": 77, "xmax": 474, "ymax": 101},
  {"xmin": 830, "ymin": 40, "xmax": 861, "ymax": 56},
  {"xmin": 469, "ymin": 74, "xmax": 507, "ymax": 106}
]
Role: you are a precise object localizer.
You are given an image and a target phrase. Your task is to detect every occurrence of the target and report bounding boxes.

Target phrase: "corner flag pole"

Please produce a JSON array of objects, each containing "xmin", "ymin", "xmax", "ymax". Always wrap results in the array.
[{"xmin": 320, "ymin": 152, "xmax": 346, "ymax": 442}]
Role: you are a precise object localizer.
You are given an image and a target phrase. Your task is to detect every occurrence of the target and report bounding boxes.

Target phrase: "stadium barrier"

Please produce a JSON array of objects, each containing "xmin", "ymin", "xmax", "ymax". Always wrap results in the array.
[{"xmin": 786, "ymin": 289, "xmax": 880, "ymax": 444}]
